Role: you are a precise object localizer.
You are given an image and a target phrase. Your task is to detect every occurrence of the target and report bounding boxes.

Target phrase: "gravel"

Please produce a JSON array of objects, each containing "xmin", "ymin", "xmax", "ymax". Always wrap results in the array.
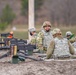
[{"xmin": 0, "ymin": 51, "xmax": 76, "ymax": 75}]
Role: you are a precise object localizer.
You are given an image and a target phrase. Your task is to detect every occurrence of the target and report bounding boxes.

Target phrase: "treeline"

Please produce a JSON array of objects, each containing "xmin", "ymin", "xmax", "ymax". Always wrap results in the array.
[
  {"xmin": 0, "ymin": 4, "xmax": 16, "ymax": 30},
  {"xmin": 0, "ymin": 0, "xmax": 43, "ymax": 30},
  {"xmin": 0, "ymin": 0, "xmax": 76, "ymax": 30},
  {"xmin": 21, "ymin": 0, "xmax": 76, "ymax": 26},
  {"xmin": 21, "ymin": 0, "xmax": 43, "ymax": 15},
  {"xmin": 43, "ymin": 0, "xmax": 76, "ymax": 26}
]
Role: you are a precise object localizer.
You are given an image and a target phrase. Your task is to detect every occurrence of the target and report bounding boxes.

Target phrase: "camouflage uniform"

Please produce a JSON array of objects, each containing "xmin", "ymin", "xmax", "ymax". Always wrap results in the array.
[
  {"xmin": 69, "ymin": 36, "xmax": 76, "ymax": 43},
  {"xmin": 37, "ymin": 21, "xmax": 53, "ymax": 52},
  {"xmin": 51, "ymin": 29, "xmax": 57, "ymax": 38},
  {"xmin": 47, "ymin": 28, "xmax": 74, "ymax": 59},
  {"xmin": 66, "ymin": 31, "xmax": 76, "ymax": 43},
  {"xmin": 72, "ymin": 42, "xmax": 76, "ymax": 48},
  {"xmin": 72, "ymin": 41, "xmax": 76, "ymax": 54},
  {"xmin": 28, "ymin": 28, "xmax": 37, "ymax": 45},
  {"xmin": 30, "ymin": 33, "xmax": 37, "ymax": 45}
]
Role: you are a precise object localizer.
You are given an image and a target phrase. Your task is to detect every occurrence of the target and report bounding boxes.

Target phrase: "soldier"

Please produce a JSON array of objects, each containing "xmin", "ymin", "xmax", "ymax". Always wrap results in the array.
[
  {"xmin": 66, "ymin": 31, "xmax": 75, "ymax": 43},
  {"xmin": 51, "ymin": 29, "xmax": 57, "ymax": 38},
  {"xmin": 7, "ymin": 31, "xmax": 13, "ymax": 39},
  {"xmin": 28, "ymin": 28, "xmax": 37, "ymax": 45},
  {"xmin": 71, "ymin": 37, "xmax": 76, "ymax": 54},
  {"xmin": 37, "ymin": 21, "xmax": 53, "ymax": 53},
  {"xmin": 46, "ymin": 28, "xmax": 74, "ymax": 59}
]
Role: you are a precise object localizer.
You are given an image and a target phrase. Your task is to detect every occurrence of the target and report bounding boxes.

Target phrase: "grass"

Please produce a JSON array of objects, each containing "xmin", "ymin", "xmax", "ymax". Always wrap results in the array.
[
  {"xmin": 0, "ymin": 24, "xmax": 76, "ymax": 40},
  {"xmin": 13, "ymin": 31, "xmax": 28, "ymax": 39}
]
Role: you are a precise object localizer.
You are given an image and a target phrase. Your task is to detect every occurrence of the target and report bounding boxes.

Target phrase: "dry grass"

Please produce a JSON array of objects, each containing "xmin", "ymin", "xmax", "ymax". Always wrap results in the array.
[{"xmin": 0, "ymin": 25, "xmax": 76, "ymax": 39}]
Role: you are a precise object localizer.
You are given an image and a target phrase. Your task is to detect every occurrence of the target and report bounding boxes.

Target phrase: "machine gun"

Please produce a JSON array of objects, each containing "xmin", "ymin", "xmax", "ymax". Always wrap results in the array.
[
  {"xmin": 1, "ymin": 33, "xmax": 10, "ymax": 37},
  {"xmin": 0, "ymin": 38, "xmax": 41, "ymax": 62},
  {"xmin": 0, "ymin": 36, "xmax": 43, "ymax": 63}
]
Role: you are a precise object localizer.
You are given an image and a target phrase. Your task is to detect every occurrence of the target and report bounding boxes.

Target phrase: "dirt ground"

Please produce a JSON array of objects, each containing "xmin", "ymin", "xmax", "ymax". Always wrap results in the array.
[{"xmin": 0, "ymin": 51, "xmax": 76, "ymax": 75}]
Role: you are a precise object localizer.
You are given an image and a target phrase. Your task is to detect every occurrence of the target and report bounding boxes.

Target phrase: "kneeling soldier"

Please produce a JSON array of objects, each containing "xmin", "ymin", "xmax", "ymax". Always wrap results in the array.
[{"xmin": 47, "ymin": 28, "xmax": 75, "ymax": 59}]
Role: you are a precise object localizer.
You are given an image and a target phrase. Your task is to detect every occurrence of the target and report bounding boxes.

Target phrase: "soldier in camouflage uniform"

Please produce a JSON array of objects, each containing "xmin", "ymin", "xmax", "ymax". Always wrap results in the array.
[
  {"xmin": 46, "ymin": 28, "xmax": 74, "ymax": 59},
  {"xmin": 66, "ymin": 31, "xmax": 76, "ymax": 43},
  {"xmin": 29, "ymin": 28, "xmax": 37, "ymax": 45},
  {"xmin": 51, "ymin": 29, "xmax": 57, "ymax": 38},
  {"xmin": 71, "ymin": 37, "xmax": 76, "ymax": 54},
  {"xmin": 37, "ymin": 21, "xmax": 53, "ymax": 53}
]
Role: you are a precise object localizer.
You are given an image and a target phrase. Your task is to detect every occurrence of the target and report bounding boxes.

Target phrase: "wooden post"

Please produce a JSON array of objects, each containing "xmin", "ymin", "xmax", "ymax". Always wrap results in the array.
[{"xmin": 28, "ymin": 0, "xmax": 35, "ymax": 40}]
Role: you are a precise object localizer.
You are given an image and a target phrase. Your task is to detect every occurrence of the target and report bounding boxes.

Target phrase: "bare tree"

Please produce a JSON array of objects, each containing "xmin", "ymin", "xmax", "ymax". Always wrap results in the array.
[{"xmin": 42, "ymin": 0, "xmax": 76, "ymax": 26}]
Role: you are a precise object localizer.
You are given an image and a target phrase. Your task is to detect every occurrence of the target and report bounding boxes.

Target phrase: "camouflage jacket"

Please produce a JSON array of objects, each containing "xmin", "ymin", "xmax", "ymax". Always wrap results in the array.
[
  {"xmin": 37, "ymin": 29, "xmax": 53, "ymax": 51},
  {"xmin": 46, "ymin": 37, "xmax": 74, "ymax": 59},
  {"xmin": 69, "ymin": 36, "xmax": 76, "ymax": 43},
  {"xmin": 30, "ymin": 33, "xmax": 37, "ymax": 45}
]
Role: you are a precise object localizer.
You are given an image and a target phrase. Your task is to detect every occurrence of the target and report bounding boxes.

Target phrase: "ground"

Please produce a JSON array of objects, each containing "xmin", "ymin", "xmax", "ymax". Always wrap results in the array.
[
  {"xmin": 0, "ymin": 60, "xmax": 76, "ymax": 75},
  {"xmin": 0, "ymin": 51, "xmax": 76, "ymax": 75}
]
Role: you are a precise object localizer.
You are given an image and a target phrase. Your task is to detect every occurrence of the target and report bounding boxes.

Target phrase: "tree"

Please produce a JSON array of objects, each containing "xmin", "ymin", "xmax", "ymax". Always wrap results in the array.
[
  {"xmin": 21, "ymin": 0, "xmax": 28, "ymax": 15},
  {"xmin": 0, "ymin": 22, "xmax": 8, "ymax": 30},
  {"xmin": 35, "ymin": 0, "xmax": 43, "ymax": 10},
  {"xmin": 0, "ymin": 4, "xmax": 16, "ymax": 24},
  {"xmin": 21, "ymin": 0, "xmax": 43, "ymax": 15},
  {"xmin": 45, "ymin": 0, "xmax": 76, "ymax": 26}
]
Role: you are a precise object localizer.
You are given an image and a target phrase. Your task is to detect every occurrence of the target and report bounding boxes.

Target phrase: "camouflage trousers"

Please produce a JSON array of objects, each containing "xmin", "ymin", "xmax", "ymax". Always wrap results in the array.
[{"xmin": 39, "ymin": 47, "xmax": 47, "ymax": 53}]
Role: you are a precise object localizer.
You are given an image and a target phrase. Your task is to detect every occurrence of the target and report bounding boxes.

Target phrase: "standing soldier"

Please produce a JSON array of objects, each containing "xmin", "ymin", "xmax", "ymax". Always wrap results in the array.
[
  {"xmin": 47, "ymin": 28, "xmax": 74, "ymax": 59},
  {"xmin": 37, "ymin": 21, "xmax": 53, "ymax": 53}
]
